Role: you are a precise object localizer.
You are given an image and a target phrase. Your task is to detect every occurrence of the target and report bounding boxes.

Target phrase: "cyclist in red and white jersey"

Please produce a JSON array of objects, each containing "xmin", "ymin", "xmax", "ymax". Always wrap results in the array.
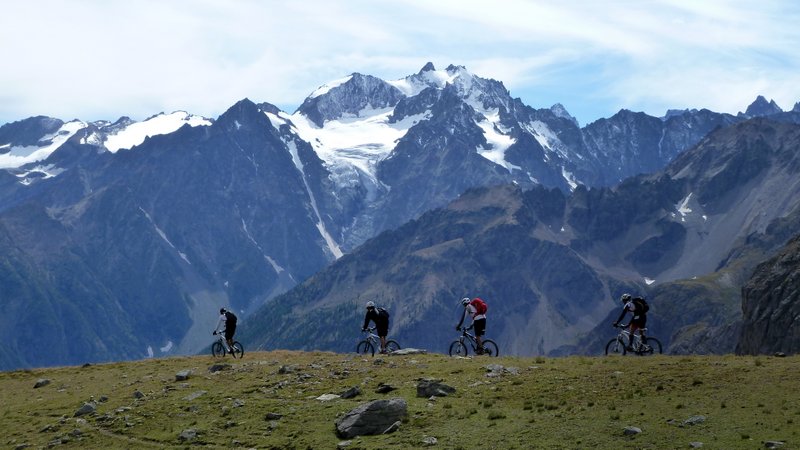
[{"xmin": 456, "ymin": 297, "xmax": 488, "ymax": 353}]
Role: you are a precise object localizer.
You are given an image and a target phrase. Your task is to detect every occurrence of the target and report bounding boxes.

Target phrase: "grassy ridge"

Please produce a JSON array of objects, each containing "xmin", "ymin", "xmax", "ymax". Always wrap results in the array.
[{"xmin": 1, "ymin": 351, "xmax": 797, "ymax": 449}]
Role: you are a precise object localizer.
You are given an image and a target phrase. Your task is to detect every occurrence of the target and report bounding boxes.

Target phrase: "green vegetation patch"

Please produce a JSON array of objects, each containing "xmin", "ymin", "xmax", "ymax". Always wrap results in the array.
[{"xmin": 1, "ymin": 352, "xmax": 797, "ymax": 449}]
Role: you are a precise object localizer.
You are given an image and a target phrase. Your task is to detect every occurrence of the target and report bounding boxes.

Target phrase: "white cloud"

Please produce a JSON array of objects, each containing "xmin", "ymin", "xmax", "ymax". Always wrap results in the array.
[{"xmin": 0, "ymin": 0, "xmax": 798, "ymax": 126}]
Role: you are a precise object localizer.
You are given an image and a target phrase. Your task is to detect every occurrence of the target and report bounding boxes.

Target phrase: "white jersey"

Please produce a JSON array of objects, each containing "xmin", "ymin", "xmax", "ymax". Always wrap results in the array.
[{"xmin": 215, "ymin": 313, "xmax": 227, "ymax": 333}]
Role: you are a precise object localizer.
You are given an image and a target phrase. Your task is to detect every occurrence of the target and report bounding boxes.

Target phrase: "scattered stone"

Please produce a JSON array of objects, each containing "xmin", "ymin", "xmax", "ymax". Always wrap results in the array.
[
  {"xmin": 178, "ymin": 429, "xmax": 197, "ymax": 442},
  {"xmin": 417, "ymin": 379, "xmax": 456, "ymax": 397},
  {"xmin": 684, "ymin": 415, "xmax": 706, "ymax": 426},
  {"xmin": 264, "ymin": 413, "xmax": 283, "ymax": 420},
  {"xmin": 340, "ymin": 386, "xmax": 362, "ymax": 399},
  {"xmin": 69, "ymin": 429, "xmax": 83, "ymax": 437},
  {"xmin": 73, "ymin": 402, "xmax": 97, "ymax": 417},
  {"xmin": 623, "ymin": 426, "xmax": 642, "ymax": 435},
  {"xmin": 209, "ymin": 363, "xmax": 232, "ymax": 373},
  {"xmin": 175, "ymin": 370, "xmax": 192, "ymax": 381},
  {"xmin": 39, "ymin": 424, "xmax": 58, "ymax": 433},
  {"xmin": 423, "ymin": 436, "xmax": 438, "ymax": 446},
  {"xmin": 316, "ymin": 393, "xmax": 340, "ymax": 401},
  {"xmin": 14, "ymin": 444, "xmax": 31, "ymax": 450},
  {"xmin": 375, "ymin": 383, "xmax": 396, "ymax": 394},
  {"xmin": 278, "ymin": 365, "xmax": 298, "ymax": 374},
  {"xmin": 98, "ymin": 396, "xmax": 108, "ymax": 403},
  {"xmin": 689, "ymin": 442, "xmax": 703, "ymax": 448},
  {"xmin": 133, "ymin": 390, "xmax": 145, "ymax": 399},
  {"xmin": 337, "ymin": 441, "xmax": 352, "ymax": 449},
  {"xmin": 183, "ymin": 390, "xmax": 207, "ymax": 401},
  {"xmin": 335, "ymin": 398, "xmax": 408, "ymax": 438},
  {"xmin": 232, "ymin": 399, "xmax": 244, "ymax": 408},
  {"xmin": 81, "ymin": 363, "xmax": 92, "ymax": 368},
  {"xmin": 774, "ymin": 352, "xmax": 787, "ymax": 358},
  {"xmin": 390, "ymin": 348, "xmax": 428, "ymax": 355},
  {"xmin": 33, "ymin": 379, "xmax": 50, "ymax": 389},
  {"xmin": 765, "ymin": 441, "xmax": 785, "ymax": 449}
]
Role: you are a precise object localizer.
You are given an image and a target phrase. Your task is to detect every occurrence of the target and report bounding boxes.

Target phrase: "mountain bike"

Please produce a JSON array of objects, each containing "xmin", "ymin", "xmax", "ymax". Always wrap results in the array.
[
  {"xmin": 356, "ymin": 327, "xmax": 400, "ymax": 356},
  {"xmin": 449, "ymin": 326, "xmax": 499, "ymax": 357},
  {"xmin": 605, "ymin": 324, "xmax": 662, "ymax": 356},
  {"xmin": 211, "ymin": 331, "xmax": 244, "ymax": 358}
]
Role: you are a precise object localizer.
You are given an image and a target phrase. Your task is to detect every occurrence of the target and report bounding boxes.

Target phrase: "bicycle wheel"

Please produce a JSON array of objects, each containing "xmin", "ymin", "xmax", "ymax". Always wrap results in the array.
[
  {"xmin": 481, "ymin": 339, "xmax": 499, "ymax": 357},
  {"xmin": 605, "ymin": 338, "xmax": 627, "ymax": 356},
  {"xmin": 640, "ymin": 337, "xmax": 662, "ymax": 355},
  {"xmin": 385, "ymin": 340, "xmax": 401, "ymax": 352},
  {"xmin": 212, "ymin": 341, "xmax": 225, "ymax": 357},
  {"xmin": 356, "ymin": 340, "xmax": 375, "ymax": 356},
  {"xmin": 230, "ymin": 341, "xmax": 244, "ymax": 358},
  {"xmin": 449, "ymin": 341, "xmax": 468, "ymax": 357}
]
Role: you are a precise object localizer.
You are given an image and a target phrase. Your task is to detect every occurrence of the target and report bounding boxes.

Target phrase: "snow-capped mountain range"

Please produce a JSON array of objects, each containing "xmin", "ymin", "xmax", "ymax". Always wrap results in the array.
[{"xmin": 1, "ymin": 62, "xmax": 798, "ymax": 370}]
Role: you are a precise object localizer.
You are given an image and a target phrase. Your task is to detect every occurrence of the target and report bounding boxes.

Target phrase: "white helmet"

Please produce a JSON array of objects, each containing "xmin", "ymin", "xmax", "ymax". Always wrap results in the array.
[
  {"xmin": 365, "ymin": 301, "xmax": 375, "ymax": 308},
  {"xmin": 461, "ymin": 297, "xmax": 470, "ymax": 306}
]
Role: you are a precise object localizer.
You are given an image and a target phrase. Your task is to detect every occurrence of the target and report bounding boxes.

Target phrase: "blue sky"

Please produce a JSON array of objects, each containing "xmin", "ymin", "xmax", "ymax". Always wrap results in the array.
[{"xmin": 1, "ymin": 0, "xmax": 799, "ymax": 126}]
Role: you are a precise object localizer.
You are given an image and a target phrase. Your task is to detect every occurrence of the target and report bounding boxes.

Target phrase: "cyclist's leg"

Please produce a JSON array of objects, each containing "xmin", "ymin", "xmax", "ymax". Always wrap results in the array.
[
  {"xmin": 474, "ymin": 318, "xmax": 486, "ymax": 353},
  {"xmin": 376, "ymin": 323, "xmax": 389, "ymax": 353},
  {"xmin": 225, "ymin": 327, "xmax": 236, "ymax": 352},
  {"xmin": 629, "ymin": 320, "xmax": 643, "ymax": 349}
]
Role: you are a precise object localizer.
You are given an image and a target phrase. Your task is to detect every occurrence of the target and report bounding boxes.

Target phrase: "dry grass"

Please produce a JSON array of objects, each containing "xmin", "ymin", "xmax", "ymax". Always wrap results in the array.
[{"xmin": 1, "ymin": 351, "xmax": 797, "ymax": 449}]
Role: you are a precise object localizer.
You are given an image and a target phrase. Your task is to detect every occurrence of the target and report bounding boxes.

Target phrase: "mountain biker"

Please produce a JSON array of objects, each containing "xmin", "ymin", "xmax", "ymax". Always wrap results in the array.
[
  {"xmin": 612, "ymin": 293, "xmax": 647, "ymax": 350},
  {"xmin": 362, "ymin": 301, "xmax": 390, "ymax": 354},
  {"xmin": 456, "ymin": 297, "xmax": 487, "ymax": 354},
  {"xmin": 213, "ymin": 308, "xmax": 238, "ymax": 354}
]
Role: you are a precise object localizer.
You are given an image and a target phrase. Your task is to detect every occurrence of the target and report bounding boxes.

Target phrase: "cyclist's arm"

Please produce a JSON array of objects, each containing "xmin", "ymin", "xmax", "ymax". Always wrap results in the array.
[
  {"xmin": 613, "ymin": 308, "xmax": 628, "ymax": 325},
  {"xmin": 214, "ymin": 314, "xmax": 226, "ymax": 333},
  {"xmin": 455, "ymin": 307, "xmax": 467, "ymax": 329},
  {"xmin": 362, "ymin": 311, "xmax": 372, "ymax": 330}
]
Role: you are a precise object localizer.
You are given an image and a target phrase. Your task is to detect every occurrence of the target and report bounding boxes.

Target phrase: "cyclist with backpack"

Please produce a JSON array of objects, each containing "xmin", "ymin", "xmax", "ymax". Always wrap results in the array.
[
  {"xmin": 362, "ymin": 301, "xmax": 391, "ymax": 353},
  {"xmin": 456, "ymin": 297, "xmax": 488, "ymax": 354},
  {"xmin": 612, "ymin": 293, "xmax": 648, "ymax": 350},
  {"xmin": 213, "ymin": 308, "xmax": 238, "ymax": 354}
]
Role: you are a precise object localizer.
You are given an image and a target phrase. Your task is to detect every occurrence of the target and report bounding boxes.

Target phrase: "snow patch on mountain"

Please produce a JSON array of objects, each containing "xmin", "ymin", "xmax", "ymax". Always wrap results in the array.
[
  {"xmin": 286, "ymin": 107, "xmax": 428, "ymax": 182},
  {"xmin": 139, "ymin": 207, "xmax": 191, "ymax": 264},
  {"xmin": 388, "ymin": 68, "xmax": 457, "ymax": 96},
  {"xmin": 475, "ymin": 111, "xmax": 518, "ymax": 173},
  {"xmin": 0, "ymin": 120, "xmax": 85, "ymax": 169},
  {"xmin": 309, "ymin": 75, "xmax": 354, "ymax": 99},
  {"xmin": 15, "ymin": 164, "xmax": 66, "ymax": 185},
  {"xmin": 285, "ymin": 139, "xmax": 343, "ymax": 259},
  {"xmin": 104, "ymin": 111, "xmax": 211, "ymax": 152}
]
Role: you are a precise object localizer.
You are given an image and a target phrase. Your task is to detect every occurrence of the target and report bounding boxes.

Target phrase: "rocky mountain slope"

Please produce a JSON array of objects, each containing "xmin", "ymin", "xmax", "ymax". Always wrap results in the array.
[
  {"xmin": 737, "ymin": 234, "xmax": 800, "ymax": 355},
  {"xmin": 241, "ymin": 119, "xmax": 800, "ymax": 356}
]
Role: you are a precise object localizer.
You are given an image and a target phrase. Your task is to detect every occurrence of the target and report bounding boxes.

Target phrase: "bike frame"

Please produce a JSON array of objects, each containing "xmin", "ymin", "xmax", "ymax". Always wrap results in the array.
[{"xmin": 617, "ymin": 327, "xmax": 648, "ymax": 351}]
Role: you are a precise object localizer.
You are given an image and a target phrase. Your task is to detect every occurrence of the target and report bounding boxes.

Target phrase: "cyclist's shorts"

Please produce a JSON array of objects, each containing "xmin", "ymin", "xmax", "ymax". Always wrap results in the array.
[
  {"xmin": 376, "ymin": 323, "xmax": 389, "ymax": 337},
  {"xmin": 631, "ymin": 316, "xmax": 646, "ymax": 329},
  {"xmin": 473, "ymin": 318, "xmax": 486, "ymax": 336},
  {"xmin": 225, "ymin": 325, "xmax": 236, "ymax": 340}
]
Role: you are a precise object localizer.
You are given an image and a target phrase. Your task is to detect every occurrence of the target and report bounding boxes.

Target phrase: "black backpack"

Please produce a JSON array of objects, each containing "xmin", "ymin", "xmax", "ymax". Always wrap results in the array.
[
  {"xmin": 632, "ymin": 297, "xmax": 649, "ymax": 314},
  {"xmin": 225, "ymin": 311, "xmax": 238, "ymax": 325},
  {"xmin": 376, "ymin": 307, "xmax": 390, "ymax": 320}
]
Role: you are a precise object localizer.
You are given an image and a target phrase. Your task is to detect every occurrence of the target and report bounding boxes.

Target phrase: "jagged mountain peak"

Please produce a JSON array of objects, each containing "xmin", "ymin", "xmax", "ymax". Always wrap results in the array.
[
  {"xmin": 550, "ymin": 103, "xmax": 578, "ymax": 126},
  {"xmin": 295, "ymin": 73, "xmax": 405, "ymax": 127},
  {"xmin": 742, "ymin": 95, "xmax": 783, "ymax": 118},
  {"xmin": 418, "ymin": 61, "xmax": 436, "ymax": 73}
]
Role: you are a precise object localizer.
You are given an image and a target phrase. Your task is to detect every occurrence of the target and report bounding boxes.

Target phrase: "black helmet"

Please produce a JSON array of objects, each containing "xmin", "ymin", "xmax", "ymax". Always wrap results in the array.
[
  {"xmin": 220, "ymin": 308, "xmax": 227, "ymax": 314},
  {"xmin": 620, "ymin": 294, "xmax": 632, "ymax": 303}
]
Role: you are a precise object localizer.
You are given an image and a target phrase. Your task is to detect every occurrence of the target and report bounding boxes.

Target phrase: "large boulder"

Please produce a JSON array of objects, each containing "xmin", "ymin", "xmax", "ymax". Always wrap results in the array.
[{"xmin": 335, "ymin": 398, "xmax": 407, "ymax": 438}]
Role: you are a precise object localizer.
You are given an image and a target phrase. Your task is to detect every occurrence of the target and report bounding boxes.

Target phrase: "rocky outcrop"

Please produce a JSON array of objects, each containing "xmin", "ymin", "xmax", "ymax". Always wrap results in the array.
[
  {"xmin": 335, "ymin": 398, "xmax": 407, "ymax": 438},
  {"xmin": 737, "ymin": 234, "xmax": 800, "ymax": 355}
]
